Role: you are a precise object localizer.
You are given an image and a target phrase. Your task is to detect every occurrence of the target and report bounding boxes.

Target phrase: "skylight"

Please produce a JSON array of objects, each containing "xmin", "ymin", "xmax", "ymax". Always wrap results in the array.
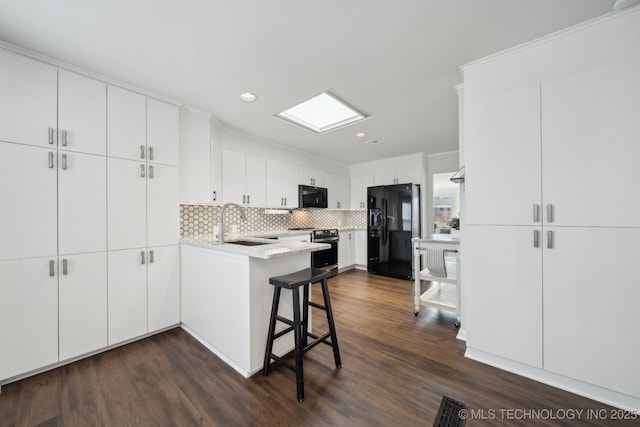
[{"xmin": 275, "ymin": 91, "xmax": 368, "ymax": 134}]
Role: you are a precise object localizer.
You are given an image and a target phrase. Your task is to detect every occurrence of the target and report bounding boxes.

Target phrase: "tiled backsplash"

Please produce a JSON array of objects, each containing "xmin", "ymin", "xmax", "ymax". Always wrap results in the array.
[{"xmin": 180, "ymin": 204, "xmax": 367, "ymax": 237}]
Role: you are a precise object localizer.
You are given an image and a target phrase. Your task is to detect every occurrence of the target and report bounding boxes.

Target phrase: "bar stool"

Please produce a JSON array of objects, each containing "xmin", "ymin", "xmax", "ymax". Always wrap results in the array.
[{"xmin": 262, "ymin": 267, "xmax": 342, "ymax": 402}]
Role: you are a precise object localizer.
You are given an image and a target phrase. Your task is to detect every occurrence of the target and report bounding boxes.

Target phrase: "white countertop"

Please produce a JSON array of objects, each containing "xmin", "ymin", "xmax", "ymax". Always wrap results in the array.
[
  {"xmin": 412, "ymin": 234, "xmax": 460, "ymax": 245},
  {"xmin": 180, "ymin": 234, "xmax": 330, "ymax": 259}
]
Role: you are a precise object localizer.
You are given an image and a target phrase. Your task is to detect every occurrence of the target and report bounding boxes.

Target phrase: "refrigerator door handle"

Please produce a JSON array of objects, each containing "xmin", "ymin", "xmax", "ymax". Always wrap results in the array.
[{"xmin": 382, "ymin": 199, "xmax": 388, "ymax": 243}]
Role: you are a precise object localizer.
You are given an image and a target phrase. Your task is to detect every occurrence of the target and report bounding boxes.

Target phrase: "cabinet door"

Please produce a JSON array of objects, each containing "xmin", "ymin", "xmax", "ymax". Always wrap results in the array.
[
  {"xmin": 350, "ymin": 175, "xmax": 373, "ymax": 209},
  {"xmin": 222, "ymin": 149, "xmax": 246, "ymax": 204},
  {"xmin": 245, "ymin": 155, "xmax": 265, "ymax": 206},
  {"xmin": 543, "ymin": 227, "xmax": 640, "ymax": 398},
  {"xmin": 147, "ymin": 98, "xmax": 179, "ymax": 166},
  {"xmin": 108, "ymin": 249, "xmax": 147, "ymax": 345},
  {"xmin": 107, "ymin": 85, "xmax": 146, "ymax": 161},
  {"xmin": 265, "ymin": 159, "xmax": 284, "ymax": 207},
  {"xmin": 396, "ymin": 167, "xmax": 421, "ymax": 185},
  {"xmin": 148, "ymin": 245, "xmax": 180, "ymax": 332},
  {"xmin": 542, "ymin": 60, "xmax": 640, "ymax": 227},
  {"xmin": 374, "ymin": 170, "xmax": 395, "ymax": 186},
  {"xmin": 0, "ymin": 48, "xmax": 57, "ymax": 148},
  {"xmin": 464, "ymin": 85, "xmax": 541, "ymax": 226},
  {"xmin": 463, "ymin": 225, "xmax": 543, "ymax": 368},
  {"xmin": 338, "ymin": 230, "xmax": 351, "ymax": 268},
  {"xmin": 179, "ymin": 107, "xmax": 211, "ymax": 204},
  {"xmin": 0, "ymin": 257, "xmax": 58, "ymax": 380},
  {"xmin": 147, "ymin": 164, "xmax": 179, "ymax": 247},
  {"xmin": 0, "ymin": 142, "xmax": 57, "ymax": 260},
  {"xmin": 354, "ymin": 230, "xmax": 367, "ymax": 266},
  {"xmin": 107, "ymin": 158, "xmax": 146, "ymax": 250},
  {"xmin": 281, "ymin": 163, "xmax": 299, "ymax": 208},
  {"xmin": 58, "ymin": 151, "xmax": 107, "ymax": 255},
  {"xmin": 58, "ymin": 70, "xmax": 106, "ymax": 156},
  {"xmin": 59, "ymin": 252, "xmax": 107, "ymax": 360},
  {"xmin": 348, "ymin": 232, "xmax": 356, "ymax": 266},
  {"xmin": 326, "ymin": 173, "xmax": 349, "ymax": 209}
]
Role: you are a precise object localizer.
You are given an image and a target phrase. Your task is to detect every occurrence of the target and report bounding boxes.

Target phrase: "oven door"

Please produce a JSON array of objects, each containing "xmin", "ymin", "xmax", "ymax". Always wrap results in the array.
[{"xmin": 311, "ymin": 241, "xmax": 338, "ymax": 276}]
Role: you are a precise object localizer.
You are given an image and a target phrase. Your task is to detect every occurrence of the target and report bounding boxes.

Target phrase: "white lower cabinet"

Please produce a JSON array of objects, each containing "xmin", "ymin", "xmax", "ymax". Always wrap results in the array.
[
  {"xmin": 108, "ymin": 249, "xmax": 148, "ymax": 345},
  {"xmin": 338, "ymin": 230, "xmax": 356, "ymax": 270},
  {"xmin": 108, "ymin": 245, "xmax": 180, "ymax": 346},
  {"xmin": 464, "ymin": 225, "xmax": 543, "ymax": 368},
  {"xmin": 354, "ymin": 230, "xmax": 367, "ymax": 267},
  {"xmin": 0, "ymin": 257, "xmax": 58, "ymax": 380},
  {"xmin": 59, "ymin": 252, "xmax": 107, "ymax": 361},
  {"xmin": 148, "ymin": 245, "xmax": 181, "ymax": 332}
]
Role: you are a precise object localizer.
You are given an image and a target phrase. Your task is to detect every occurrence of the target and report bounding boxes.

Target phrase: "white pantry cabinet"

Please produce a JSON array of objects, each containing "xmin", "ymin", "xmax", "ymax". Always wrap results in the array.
[
  {"xmin": 0, "ymin": 48, "xmax": 57, "ymax": 148},
  {"xmin": 107, "ymin": 85, "xmax": 146, "ymax": 161},
  {"xmin": 461, "ymin": 8, "xmax": 640, "ymax": 408},
  {"xmin": 147, "ymin": 245, "xmax": 181, "ymax": 332},
  {"xmin": 0, "ymin": 142, "xmax": 57, "ymax": 260},
  {"xmin": 0, "ymin": 257, "xmax": 58, "ymax": 380},
  {"xmin": 58, "ymin": 252, "xmax": 108, "ymax": 361},
  {"xmin": 222, "ymin": 149, "xmax": 266, "ymax": 206},
  {"xmin": 57, "ymin": 69, "xmax": 106, "ymax": 156},
  {"xmin": 147, "ymin": 98, "xmax": 179, "ymax": 167},
  {"xmin": 58, "ymin": 151, "xmax": 107, "ymax": 255},
  {"xmin": 265, "ymin": 159, "xmax": 298, "ymax": 208},
  {"xmin": 107, "ymin": 157, "xmax": 147, "ymax": 250}
]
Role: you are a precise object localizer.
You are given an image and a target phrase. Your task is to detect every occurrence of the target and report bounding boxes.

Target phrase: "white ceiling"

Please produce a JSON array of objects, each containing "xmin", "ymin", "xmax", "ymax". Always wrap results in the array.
[{"xmin": 0, "ymin": 0, "xmax": 615, "ymax": 165}]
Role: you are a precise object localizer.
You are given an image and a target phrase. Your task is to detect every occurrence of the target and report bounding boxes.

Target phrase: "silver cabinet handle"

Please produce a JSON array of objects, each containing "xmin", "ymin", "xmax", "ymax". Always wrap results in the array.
[
  {"xmin": 243, "ymin": 194, "xmax": 246, "ymax": 204},
  {"xmin": 48, "ymin": 127, "xmax": 55, "ymax": 145},
  {"xmin": 62, "ymin": 258, "xmax": 68, "ymax": 275},
  {"xmin": 140, "ymin": 145, "xmax": 146, "ymax": 159},
  {"xmin": 247, "ymin": 194, "xmax": 250, "ymax": 204},
  {"xmin": 533, "ymin": 230, "xmax": 539, "ymax": 248},
  {"xmin": 148, "ymin": 165, "xmax": 154, "ymax": 179},
  {"xmin": 61, "ymin": 129, "xmax": 68, "ymax": 146},
  {"xmin": 547, "ymin": 230, "xmax": 554, "ymax": 249},
  {"xmin": 49, "ymin": 260, "xmax": 55, "ymax": 277},
  {"xmin": 212, "ymin": 191, "xmax": 217, "ymax": 202},
  {"xmin": 547, "ymin": 204, "xmax": 553, "ymax": 222},
  {"xmin": 141, "ymin": 251, "xmax": 146, "ymax": 264},
  {"xmin": 148, "ymin": 146, "xmax": 154, "ymax": 161},
  {"xmin": 140, "ymin": 164, "xmax": 145, "ymax": 178},
  {"xmin": 533, "ymin": 204, "xmax": 540, "ymax": 223},
  {"xmin": 337, "ymin": 201, "xmax": 341, "ymax": 208},
  {"xmin": 48, "ymin": 152, "xmax": 54, "ymax": 169},
  {"xmin": 284, "ymin": 198, "xmax": 287, "ymax": 206},
  {"xmin": 61, "ymin": 153, "xmax": 67, "ymax": 170},
  {"xmin": 149, "ymin": 250, "xmax": 154, "ymax": 264}
]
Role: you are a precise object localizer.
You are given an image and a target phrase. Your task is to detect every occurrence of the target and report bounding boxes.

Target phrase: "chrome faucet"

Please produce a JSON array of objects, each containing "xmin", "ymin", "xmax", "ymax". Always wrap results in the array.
[{"xmin": 218, "ymin": 203, "xmax": 247, "ymax": 244}]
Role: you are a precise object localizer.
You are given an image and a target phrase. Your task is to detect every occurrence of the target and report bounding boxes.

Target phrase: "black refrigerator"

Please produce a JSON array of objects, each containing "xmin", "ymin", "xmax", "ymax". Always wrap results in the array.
[{"xmin": 367, "ymin": 183, "xmax": 420, "ymax": 280}]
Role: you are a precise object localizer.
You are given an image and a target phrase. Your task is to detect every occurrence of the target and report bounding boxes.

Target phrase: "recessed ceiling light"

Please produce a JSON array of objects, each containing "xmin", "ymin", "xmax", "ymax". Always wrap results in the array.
[
  {"xmin": 240, "ymin": 92, "xmax": 257, "ymax": 102},
  {"xmin": 355, "ymin": 132, "xmax": 366, "ymax": 138},
  {"xmin": 275, "ymin": 91, "xmax": 369, "ymax": 134}
]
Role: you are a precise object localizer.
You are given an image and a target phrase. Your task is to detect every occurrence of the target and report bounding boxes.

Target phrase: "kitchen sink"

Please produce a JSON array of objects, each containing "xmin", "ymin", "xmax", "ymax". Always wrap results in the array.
[{"xmin": 226, "ymin": 240, "xmax": 273, "ymax": 246}]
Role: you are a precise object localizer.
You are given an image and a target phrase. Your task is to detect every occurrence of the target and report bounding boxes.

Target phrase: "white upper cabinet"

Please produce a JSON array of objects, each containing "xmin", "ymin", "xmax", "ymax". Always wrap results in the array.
[
  {"xmin": 541, "ymin": 59, "xmax": 640, "ymax": 228},
  {"xmin": 222, "ymin": 149, "xmax": 266, "ymax": 206},
  {"xmin": 58, "ymin": 151, "xmax": 107, "ymax": 255},
  {"xmin": 58, "ymin": 70, "xmax": 106, "ymax": 156},
  {"xmin": 107, "ymin": 85, "xmax": 146, "ymax": 161},
  {"xmin": 326, "ymin": 173, "xmax": 350, "ymax": 209},
  {"xmin": 266, "ymin": 159, "xmax": 298, "ymax": 208},
  {"xmin": 0, "ymin": 48, "xmax": 57, "ymax": 148},
  {"xmin": 350, "ymin": 175, "xmax": 373, "ymax": 209},
  {"xmin": 0, "ymin": 142, "xmax": 57, "ymax": 260},
  {"xmin": 180, "ymin": 107, "xmax": 215, "ymax": 204},
  {"xmin": 299, "ymin": 168, "xmax": 325, "ymax": 187},
  {"xmin": 464, "ymin": 84, "xmax": 542, "ymax": 226},
  {"xmin": 147, "ymin": 98, "xmax": 179, "ymax": 166}
]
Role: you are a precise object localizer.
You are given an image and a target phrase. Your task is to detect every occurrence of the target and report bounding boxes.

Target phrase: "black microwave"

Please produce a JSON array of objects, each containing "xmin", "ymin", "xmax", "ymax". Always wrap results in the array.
[{"xmin": 298, "ymin": 185, "xmax": 328, "ymax": 209}]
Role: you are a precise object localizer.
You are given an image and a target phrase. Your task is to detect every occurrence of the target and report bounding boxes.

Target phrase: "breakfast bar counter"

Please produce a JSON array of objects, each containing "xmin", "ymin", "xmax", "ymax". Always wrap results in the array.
[{"xmin": 180, "ymin": 235, "xmax": 329, "ymax": 377}]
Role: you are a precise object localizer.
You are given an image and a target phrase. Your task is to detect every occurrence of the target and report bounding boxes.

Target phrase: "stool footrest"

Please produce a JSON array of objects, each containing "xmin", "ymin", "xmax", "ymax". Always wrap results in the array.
[
  {"xmin": 275, "ymin": 315, "xmax": 294, "ymax": 326},
  {"xmin": 270, "ymin": 354, "xmax": 296, "ymax": 373},
  {"xmin": 303, "ymin": 331, "xmax": 333, "ymax": 353},
  {"xmin": 307, "ymin": 301, "xmax": 326, "ymax": 310},
  {"xmin": 273, "ymin": 325, "xmax": 295, "ymax": 341}
]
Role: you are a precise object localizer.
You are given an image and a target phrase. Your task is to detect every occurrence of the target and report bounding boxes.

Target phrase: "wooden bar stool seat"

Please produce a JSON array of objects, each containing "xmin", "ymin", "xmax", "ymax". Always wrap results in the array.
[{"xmin": 262, "ymin": 267, "xmax": 342, "ymax": 402}]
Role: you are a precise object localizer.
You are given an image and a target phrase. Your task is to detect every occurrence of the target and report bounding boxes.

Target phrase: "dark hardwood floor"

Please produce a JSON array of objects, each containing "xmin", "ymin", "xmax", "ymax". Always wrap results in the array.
[{"xmin": 1, "ymin": 270, "xmax": 636, "ymax": 426}]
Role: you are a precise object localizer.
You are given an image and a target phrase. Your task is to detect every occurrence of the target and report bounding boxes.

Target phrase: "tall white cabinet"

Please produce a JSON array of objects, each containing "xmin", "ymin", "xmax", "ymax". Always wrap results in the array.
[
  {"xmin": 461, "ymin": 9, "xmax": 640, "ymax": 410},
  {"xmin": 0, "ymin": 46, "xmax": 180, "ymax": 387}
]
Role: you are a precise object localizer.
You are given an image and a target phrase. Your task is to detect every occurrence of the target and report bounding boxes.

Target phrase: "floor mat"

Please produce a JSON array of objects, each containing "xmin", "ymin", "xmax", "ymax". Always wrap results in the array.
[{"xmin": 433, "ymin": 395, "xmax": 467, "ymax": 427}]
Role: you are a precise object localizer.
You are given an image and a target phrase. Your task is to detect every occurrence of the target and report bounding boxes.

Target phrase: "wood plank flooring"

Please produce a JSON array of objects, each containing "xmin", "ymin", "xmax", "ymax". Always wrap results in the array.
[{"xmin": 1, "ymin": 270, "xmax": 636, "ymax": 426}]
